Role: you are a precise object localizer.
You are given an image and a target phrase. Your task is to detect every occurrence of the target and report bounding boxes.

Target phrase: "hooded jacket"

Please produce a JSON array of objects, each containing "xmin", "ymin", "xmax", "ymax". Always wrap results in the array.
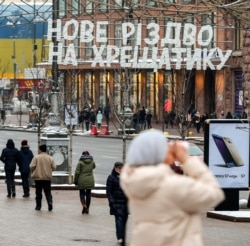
[
  {"xmin": 18, "ymin": 147, "xmax": 34, "ymax": 174},
  {"xmin": 74, "ymin": 154, "xmax": 95, "ymax": 189},
  {"xmin": 121, "ymin": 157, "xmax": 225, "ymax": 246},
  {"xmin": 0, "ymin": 139, "xmax": 19, "ymax": 171}
]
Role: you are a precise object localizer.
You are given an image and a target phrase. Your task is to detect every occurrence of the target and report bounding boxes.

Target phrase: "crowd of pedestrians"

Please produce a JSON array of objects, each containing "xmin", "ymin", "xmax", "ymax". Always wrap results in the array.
[
  {"xmin": 0, "ymin": 140, "xmax": 56, "ymax": 211},
  {"xmin": 0, "ymin": 125, "xmax": 227, "ymax": 246},
  {"xmin": 78, "ymin": 104, "xmax": 110, "ymax": 131}
]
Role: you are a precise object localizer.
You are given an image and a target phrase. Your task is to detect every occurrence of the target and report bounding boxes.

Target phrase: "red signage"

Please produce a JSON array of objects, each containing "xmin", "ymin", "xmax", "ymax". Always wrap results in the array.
[{"xmin": 18, "ymin": 79, "xmax": 50, "ymax": 91}]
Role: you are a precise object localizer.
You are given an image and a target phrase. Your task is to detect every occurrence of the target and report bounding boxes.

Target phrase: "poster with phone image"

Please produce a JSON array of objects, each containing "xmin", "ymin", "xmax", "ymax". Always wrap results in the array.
[{"xmin": 207, "ymin": 120, "xmax": 249, "ymax": 188}]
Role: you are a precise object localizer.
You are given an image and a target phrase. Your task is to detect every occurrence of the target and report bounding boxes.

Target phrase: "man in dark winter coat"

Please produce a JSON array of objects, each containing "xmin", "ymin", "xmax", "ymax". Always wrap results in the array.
[
  {"xmin": 18, "ymin": 140, "xmax": 34, "ymax": 197},
  {"xmin": 0, "ymin": 139, "xmax": 19, "ymax": 198},
  {"xmin": 106, "ymin": 162, "xmax": 128, "ymax": 245}
]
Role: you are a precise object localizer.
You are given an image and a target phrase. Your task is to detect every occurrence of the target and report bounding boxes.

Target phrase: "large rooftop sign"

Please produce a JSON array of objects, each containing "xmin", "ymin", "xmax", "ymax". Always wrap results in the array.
[{"xmin": 47, "ymin": 19, "xmax": 232, "ymax": 70}]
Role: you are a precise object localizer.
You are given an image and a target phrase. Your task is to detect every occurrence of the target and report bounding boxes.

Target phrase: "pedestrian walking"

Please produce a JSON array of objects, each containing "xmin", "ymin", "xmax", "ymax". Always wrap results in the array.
[
  {"xmin": 194, "ymin": 111, "xmax": 201, "ymax": 133},
  {"xmin": 139, "ymin": 106, "xmax": 146, "ymax": 130},
  {"xmin": 120, "ymin": 130, "xmax": 224, "ymax": 246},
  {"xmin": 74, "ymin": 150, "xmax": 96, "ymax": 214},
  {"xmin": 17, "ymin": 140, "xmax": 34, "ymax": 198},
  {"xmin": 96, "ymin": 110, "xmax": 103, "ymax": 129},
  {"xmin": 0, "ymin": 139, "xmax": 19, "ymax": 198},
  {"xmin": 163, "ymin": 111, "xmax": 170, "ymax": 128},
  {"xmin": 89, "ymin": 109, "xmax": 96, "ymax": 130},
  {"xmin": 104, "ymin": 104, "xmax": 110, "ymax": 126},
  {"xmin": 146, "ymin": 110, "xmax": 152, "ymax": 129},
  {"xmin": 169, "ymin": 110, "xmax": 176, "ymax": 128},
  {"xmin": 30, "ymin": 144, "xmax": 56, "ymax": 211},
  {"xmin": 83, "ymin": 107, "xmax": 90, "ymax": 131},
  {"xmin": 1, "ymin": 109, "xmax": 6, "ymax": 125},
  {"xmin": 106, "ymin": 162, "xmax": 128, "ymax": 245}
]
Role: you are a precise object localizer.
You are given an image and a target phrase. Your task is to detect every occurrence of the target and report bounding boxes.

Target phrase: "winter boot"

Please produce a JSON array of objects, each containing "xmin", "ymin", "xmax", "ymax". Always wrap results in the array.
[{"xmin": 81, "ymin": 199, "xmax": 87, "ymax": 214}]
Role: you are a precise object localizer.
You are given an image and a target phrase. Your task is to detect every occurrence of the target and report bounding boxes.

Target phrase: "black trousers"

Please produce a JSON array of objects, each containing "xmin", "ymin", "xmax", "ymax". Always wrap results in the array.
[
  {"xmin": 5, "ymin": 169, "xmax": 15, "ymax": 195},
  {"xmin": 21, "ymin": 172, "xmax": 30, "ymax": 195},
  {"xmin": 35, "ymin": 180, "xmax": 52, "ymax": 207}
]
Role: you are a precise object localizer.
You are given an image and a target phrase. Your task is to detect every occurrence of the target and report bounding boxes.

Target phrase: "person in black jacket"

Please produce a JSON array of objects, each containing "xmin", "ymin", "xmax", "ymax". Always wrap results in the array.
[
  {"xmin": 17, "ymin": 140, "xmax": 34, "ymax": 198},
  {"xmin": 0, "ymin": 139, "xmax": 19, "ymax": 198},
  {"xmin": 106, "ymin": 162, "xmax": 128, "ymax": 245}
]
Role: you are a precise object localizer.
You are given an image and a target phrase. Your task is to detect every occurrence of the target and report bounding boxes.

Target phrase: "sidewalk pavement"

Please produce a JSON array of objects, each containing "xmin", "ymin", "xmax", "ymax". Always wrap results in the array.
[
  {"xmin": 0, "ymin": 180, "xmax": 250, "ymax": 246},
  {"xmin": 2, "ymin": 114, "xmax": 250, "ymax": 245}
]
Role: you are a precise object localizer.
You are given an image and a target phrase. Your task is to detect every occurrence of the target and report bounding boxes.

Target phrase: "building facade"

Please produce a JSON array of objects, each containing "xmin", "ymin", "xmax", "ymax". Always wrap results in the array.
[{"xmin": 0, "ymin": 0, "xmax": 245, "ymax": 123}]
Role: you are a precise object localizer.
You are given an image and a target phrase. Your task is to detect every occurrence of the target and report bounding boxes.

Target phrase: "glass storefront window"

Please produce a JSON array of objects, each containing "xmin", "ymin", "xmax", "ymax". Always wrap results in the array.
[
  {"xmin": 114, "ymin": 72, "xmax": 122, "ymax": 112},
  {"xmin": 99, "ymin": 72, "xmax": 108, "ymax": 108},
  {"xmin": 146, "ymin": 71, "xmax": 157, "ymax": 116}
]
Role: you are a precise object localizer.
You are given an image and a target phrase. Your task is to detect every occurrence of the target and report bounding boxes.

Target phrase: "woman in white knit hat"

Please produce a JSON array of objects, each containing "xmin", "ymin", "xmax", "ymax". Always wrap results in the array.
[{"xmin": 120, "ymin": 130, "xmax": 224, "ymax": 246}]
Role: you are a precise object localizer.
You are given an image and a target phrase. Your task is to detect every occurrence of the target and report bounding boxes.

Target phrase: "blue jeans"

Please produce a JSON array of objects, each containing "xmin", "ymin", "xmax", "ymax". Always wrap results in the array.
[{"xmin": 115, "ymin": 214, "xmax": 128, "ymax": 243}]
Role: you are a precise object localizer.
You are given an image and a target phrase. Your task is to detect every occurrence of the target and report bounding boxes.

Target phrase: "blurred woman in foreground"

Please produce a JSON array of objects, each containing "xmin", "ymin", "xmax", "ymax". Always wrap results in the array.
[{"xmin": 121, "ymin": 130, "xmax": 224, "ymax": 246}]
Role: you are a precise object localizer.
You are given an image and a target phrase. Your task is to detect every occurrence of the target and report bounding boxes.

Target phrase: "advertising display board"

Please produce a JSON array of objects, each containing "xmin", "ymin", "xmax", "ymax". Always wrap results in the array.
[{"xmin": 205, "ymin": 119, "xmax": 250, "ymax": 189}]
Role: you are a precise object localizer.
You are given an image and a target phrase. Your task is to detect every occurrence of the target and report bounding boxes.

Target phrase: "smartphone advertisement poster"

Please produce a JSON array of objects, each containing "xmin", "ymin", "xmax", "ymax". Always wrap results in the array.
[{"xmin": 207, "ymin": 120, "xmax": 249, "ymax": 188}]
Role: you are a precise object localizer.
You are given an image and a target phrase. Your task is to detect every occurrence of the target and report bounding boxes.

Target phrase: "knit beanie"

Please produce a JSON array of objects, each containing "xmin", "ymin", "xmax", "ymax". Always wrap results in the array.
[
  {"xmin": 126, "ymin": 129, "xmax": 168, "ymax": 166},
  {"xmin": 21, "ymin": 140, "xmax": 29, "ymax": 147}
]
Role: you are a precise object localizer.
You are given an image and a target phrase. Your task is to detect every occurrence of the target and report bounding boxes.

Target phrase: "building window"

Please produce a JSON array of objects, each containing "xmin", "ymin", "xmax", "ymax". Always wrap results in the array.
[
  {"xmin": 183, "ymin": 0, "xmax": 195, "ymax": 3},
  {"xmin": 72, "ymin": 0, "xmax": 79, "ymax": 16},
  {"xmin": 182, "ymin": 15, "xmax": 195, "ymax": 57},
  {"xmin": 115, "ymin": 0, "xmax": 122, "ymax": 8},
  {"xmin": 114, "ymin": 71, "xmax": 122, "ymax": 112},
  {"xmin": 115, "ymin": 21, "xmax": 122, "ymax": 47},
  {"xmin": 84, "ymin": 72, "xmax": 94, "ymax": 107},
  {"xmin": 146, "ymin": 71, "xmax": 157, "ymax": 116},
  {"xmin": 100, "ymin": 72, "xmax": 108, "ymax": 107},
  {"xmin": 132, "ymin": 0, "xmax": 140, "ymax": 8},
  {"xmin": 146, "ymin": 18, "xmax": 157, "ymax": 57},
  {"xmin": 164, "ymin": 17, "xmax": 176, "ymax": 57},
  {"xmin": 73, "ymin": 37, "xmax": 80, "ymax": 58},
  {"xmin": 99, "ymin": 0, "xmax": 108, "ymax": 12},
  {"xmin": 58, "ymin": 0, "xmax": 66, "ymax": 18},
  {"xmin": 147, "ymin": 0, "xmax": 157, "ymax": 6},
  {"xmin": 234, "ymin": 19, "xmax": 242, "ymax": 50},
  {"xmin": 130, "ymin": 71, "xmax": 141, "ymax": 110},
  {"xmin": 85, "ymin": 0, "xmax": 94, "ymax": 13},
  {"xmin": 163, "ymin": 70, "xmax": 175, "ymax": 108},
  {"xmin": 99, "ymin": 23, "xmax": 108, "ymax": 57},
  {"xmin": 201, "ymin": 13, "xmax": 214, "ymax": 49},
  {"xmin": 85, "ymin": 40, "xmax": 93, "ymax": 58}
]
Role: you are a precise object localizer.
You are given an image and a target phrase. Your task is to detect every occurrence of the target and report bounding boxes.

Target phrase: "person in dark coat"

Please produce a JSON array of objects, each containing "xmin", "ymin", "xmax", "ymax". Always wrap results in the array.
[
  {"xmin": 0, "ymin": 139, "xmax": 19, "ymax": 198},
  {"xmin": 89, "ymin": 109, "xmax": 96, "ymax": 130},
  {"xmin": 74, "ymin": 150, "xmax": 96, "ymax": 214},
  {"xmin": 104, "ymin": 104, "xmax": 110, "ymax": 126},
  {"xmin": 106, "ymin": 162, "xmax": 128, "ymax": 245},
  {"xmin": 83, "ymin": 108, "xmax": 90, "ymax": 131},
  {"xmin": 17, "ymin": 140, "xmax": 34, "ymax": 197},
  {"xmin": 146, "ymin": 110, "xmax": 152, "ymax": 129},
  {"xmin": 139, "ymin": 106, "xmax": 146, "ymax": 130}
]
